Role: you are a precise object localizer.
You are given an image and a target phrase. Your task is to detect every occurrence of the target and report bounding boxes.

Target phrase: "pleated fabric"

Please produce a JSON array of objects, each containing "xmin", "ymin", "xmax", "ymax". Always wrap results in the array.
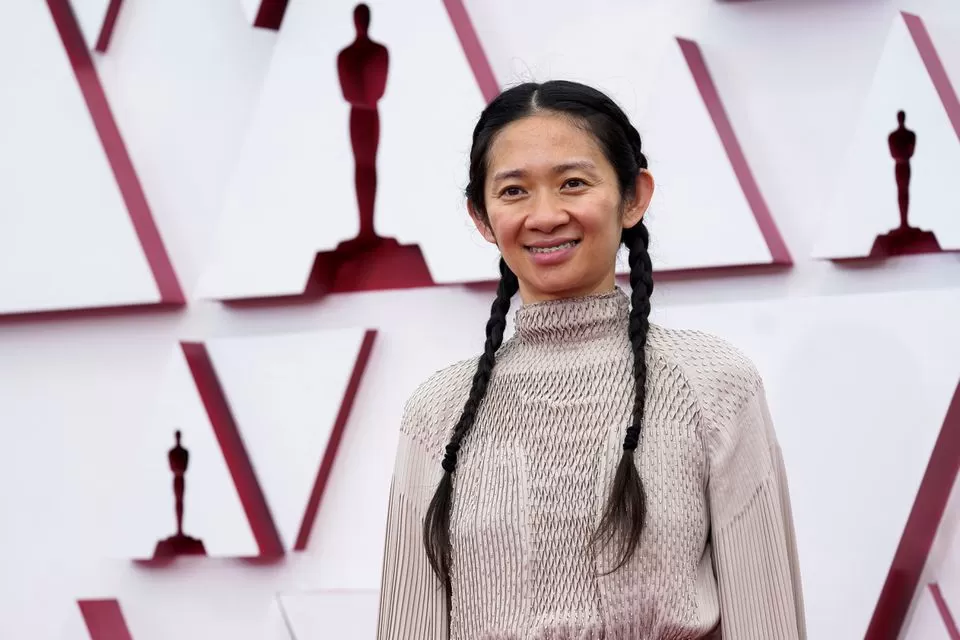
[{"xmin": 375, "ymin": 288, "xmax": 805, "ymax": 640}]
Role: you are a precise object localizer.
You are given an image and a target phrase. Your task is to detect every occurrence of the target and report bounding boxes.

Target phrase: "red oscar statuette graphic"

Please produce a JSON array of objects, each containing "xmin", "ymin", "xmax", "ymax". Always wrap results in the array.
[
  {"xmin": 869, "ymin": 110, "xmax": 942, "ymax": 257},
  {"xmin": 305, "ymin": 4, "xmax": 434, "ymax": 295},
  {"xmin": 153, "ymin": 430, "xmax": 206, "ymax": 558}
]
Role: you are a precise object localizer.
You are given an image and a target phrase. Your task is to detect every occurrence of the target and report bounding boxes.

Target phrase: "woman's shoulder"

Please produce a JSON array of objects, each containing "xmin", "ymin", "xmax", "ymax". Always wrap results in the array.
[
  {"xmin": 398, "ymin": 356, "xmax": 478, "ymax": 453},
  {"xmin": 646, "ymin": 323, "xmax": 763, "ymax": 429}
]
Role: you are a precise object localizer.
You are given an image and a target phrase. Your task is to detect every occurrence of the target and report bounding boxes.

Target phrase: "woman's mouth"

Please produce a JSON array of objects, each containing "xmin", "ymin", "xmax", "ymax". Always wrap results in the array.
[
  {"xmin": 525, "ymin": 239, "xmax": 581, "ymax": 265},
  {"xmin": 526, "ymin": 240, "xmax": 580, "ymax": 254}
]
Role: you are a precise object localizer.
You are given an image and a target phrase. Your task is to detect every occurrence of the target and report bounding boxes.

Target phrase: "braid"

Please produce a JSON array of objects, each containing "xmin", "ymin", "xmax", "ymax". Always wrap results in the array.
[
  {"xmin": 423, "ymin": 257, "xmax": 519, "ymax": 599},
  {"xmin": 623, "ymin": 222, "xmax": 653, "ymax": 451},
  {"xmin": 591, "ymin": 133, "xmax": 654, "ymax": 574}
]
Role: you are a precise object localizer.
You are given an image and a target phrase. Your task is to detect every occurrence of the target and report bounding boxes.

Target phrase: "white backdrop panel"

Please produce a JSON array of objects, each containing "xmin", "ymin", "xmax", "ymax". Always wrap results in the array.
[
  {"xmin": 468, "ymin": 0, "xmax": 702, "ymax": 100},
  {"xmin": 59, "ymin": 601, "xmax": 100, "ymax": 640},
  {"xmin": 0, "ymin": 0, "xmax": 159, "ymax": 314},
  {"xmin": 112, "ymin": 328, "xmax": 372, "ymax": 558},
  {"xmin": 902, "ymin": 586, "xmax": 954, "ymax": 639},
  {"xmin": 277, "ymin": 590, "xmax": 379, "ymax": 639},
  {"xmin": 69, "ymin": 0, "xmax": 111, "ymax": 50},
  {"xmin": 374, "ymin": 0, "xmax": 496, "ymax": 284},
  {"xmin": 195, "ymin": 0, "xmax": 356, "ymax": 301},
  {"xmin": 198, "ymin": 0, "xmax": 784, "ymax": 302},
  {"xmin": 639, "ymin": 37, "xmax": 775, "ymax": 270},
  {"xmin": 1, "ymin": 283, "xmax": 958, "ymax": 639},
  {"xmin": 197, "ymin": 0, "xmax": 493, "ymax": 299},
  {"xmin": 813, "ymin": 12, "xmax": 960, "ymax": 259},
  {"xmin": 6, "ymin": 1, "xmax": 960, "ymax": 638},
  {"xmin": 91, "ymin": 0, "xmax": 277, "ymax": 296},
  {"xmin": 113, "ymin": 345, "xmax": 259, "ymax": 559},
  {"xmin": 205, "ymin": 327, "xmax": 372, "ymax": 552},
  {"xmin": 238, "ymin": 0, "xmax": 260, "ymax": 27},
  {"xmin": 654, "ymin": 289, "xmax": 960, "ymax": 640},
  {"xmin": 469, "ymin": 0, "xmax": 776, "ymax": 271}
]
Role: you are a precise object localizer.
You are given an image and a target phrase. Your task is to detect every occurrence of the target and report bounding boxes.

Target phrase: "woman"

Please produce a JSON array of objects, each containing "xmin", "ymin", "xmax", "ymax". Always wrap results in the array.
[{"xmin": 376, "ymin": 80, "xmax": 805, "ymax": 639}]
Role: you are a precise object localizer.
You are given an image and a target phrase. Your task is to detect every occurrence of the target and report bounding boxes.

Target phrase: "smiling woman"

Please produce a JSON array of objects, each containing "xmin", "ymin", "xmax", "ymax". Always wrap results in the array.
[
  {"xmin": 471, "ymin": 113, "xmax": 652, "ymax": 303},
  {"xmin": 375, "ymin": 81, "xmax": 806, "ymax": 640}
]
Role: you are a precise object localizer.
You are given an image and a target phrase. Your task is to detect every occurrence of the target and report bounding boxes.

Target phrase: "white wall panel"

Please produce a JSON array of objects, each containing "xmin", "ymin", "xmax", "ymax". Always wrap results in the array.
[
  {"xmin": 113, "ymin": 345, "xmax": 259, "ymax": 560},
  {"xmin": 277, "ymin": 590, "xmax": 379, "ymax": 639},
  {"xmin": 91, "ymin": 0, "xmax": 277, "ymax": 295},
  {"xmin": 4, "ymin": 1, "xmax": 960, "ymax": 639},
  {"xmin": 69, "ymin": 0, "xmax": 112, "ymax": 50},
  {"xmin": 197, "ymin": 0, "xmax": 492, "ymax": 299},
  {"xmin": 0, "ymin": 0, "xmax": 164, "ymax": 314},
  {"xmin": 813, "ymin": 12, "xmax": 960, "ymax": 259},
  {"xmin": 205, "ymin": 328, "xmax": 374, "ymax": 552}
]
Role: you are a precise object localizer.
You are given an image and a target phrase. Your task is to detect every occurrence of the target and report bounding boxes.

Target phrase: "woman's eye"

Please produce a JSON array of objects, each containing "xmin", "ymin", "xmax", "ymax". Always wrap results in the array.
[
  {"xmin": 563, "ymin": 178, "xmax": 586, "ymax": 189},
  {"xmin": 500, "ymin": 186, "xmax": 524, "ymax": 197}
]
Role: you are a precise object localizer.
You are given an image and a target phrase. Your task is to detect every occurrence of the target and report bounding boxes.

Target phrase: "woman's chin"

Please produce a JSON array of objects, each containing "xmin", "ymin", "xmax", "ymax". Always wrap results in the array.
[{"xmin": 521, "ymin": 275, "xmax": 601, "ymax": 302}]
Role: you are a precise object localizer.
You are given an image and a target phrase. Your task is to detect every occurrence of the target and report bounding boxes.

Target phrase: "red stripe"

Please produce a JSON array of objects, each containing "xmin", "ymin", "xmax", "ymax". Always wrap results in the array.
[
  {"xmin": 181, "ymin": 341, "xmax": 284, "ymax": 557},
  {"xmin": 443, "ymin": 0, "xmax": 500, "ymax": 103},
  {"xmin": 253, "ymin": 0, "xmax": 289, "ymax": 31},
  {"xmin": 866, "ymin": 381, "xmax": 960, "ymax": 637},
  {"xmin": 931, "ymin": 584, "xmax": 960, "ymax": 639},
  {"xmin": 677, "ymin": 37, "xmax": 792, "ymax": 266},
  {"xmin": 295, "ymin": 330, "xmax": 378, "ymax": 550},
  {"xmin": 903, "ymin": 12, "xmax": 960, "ymax": 144},
  {"xmin": 94, "ymin": 0, "xmax": 125, "ymax": 53},
  {"xmin": 46, "ymin": 0, "xmax": 184, "ymax": 304},
  {"xmin": 77, "ymin": 599, "xmax": 134, "ymax": 640}
]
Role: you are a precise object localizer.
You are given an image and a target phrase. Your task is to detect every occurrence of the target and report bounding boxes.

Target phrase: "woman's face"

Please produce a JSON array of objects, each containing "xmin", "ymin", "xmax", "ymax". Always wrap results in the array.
[{"xmin": 471, "ymin": 113, "xmax": 651, "ymax": 304}]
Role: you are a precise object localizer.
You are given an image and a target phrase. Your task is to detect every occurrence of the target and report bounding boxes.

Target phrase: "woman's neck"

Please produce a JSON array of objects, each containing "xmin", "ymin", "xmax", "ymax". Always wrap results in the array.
[
  {"xmin": 517, "ymin": 275, "xmax": 618, "ymax": 306},
  {"xmin": 513, "ymin": 287, "xmax": 629, "ymax": 346}
]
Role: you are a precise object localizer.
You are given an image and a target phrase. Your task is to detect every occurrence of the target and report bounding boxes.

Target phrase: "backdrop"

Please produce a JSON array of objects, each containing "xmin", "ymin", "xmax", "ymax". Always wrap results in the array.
[{"xmin": 2, "ymin": 0, "xmax": 960, "ymax": 638}]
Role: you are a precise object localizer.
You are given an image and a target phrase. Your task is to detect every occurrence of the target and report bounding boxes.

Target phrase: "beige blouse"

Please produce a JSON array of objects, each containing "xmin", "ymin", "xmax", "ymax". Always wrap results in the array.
[{"xmin": 376, "ymin": 288, "xmax": 806, "ymax": 639}]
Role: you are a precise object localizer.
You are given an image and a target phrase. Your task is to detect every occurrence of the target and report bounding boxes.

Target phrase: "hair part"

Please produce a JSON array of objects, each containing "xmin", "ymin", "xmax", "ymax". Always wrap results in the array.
[{"xmin": 423, "ymin": 80, "xmax": 655, "ymax": 606}]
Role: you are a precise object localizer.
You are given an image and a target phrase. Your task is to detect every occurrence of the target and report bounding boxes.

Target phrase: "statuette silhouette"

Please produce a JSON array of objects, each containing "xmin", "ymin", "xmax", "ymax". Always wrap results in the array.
[
  {"xmin": 870, "ymin": 110, "xmax": 942, "ymax": 256},
  {"xmin": 307, "ymin": 4, "xmax": 433, "ymax": 294},
  {"xmin": 153, "ymin": 430, "xmax": 206, "ymax": 558},
  {"xmin": 337, "ymin": 3, "xmax": 388, "ymax": 252}
]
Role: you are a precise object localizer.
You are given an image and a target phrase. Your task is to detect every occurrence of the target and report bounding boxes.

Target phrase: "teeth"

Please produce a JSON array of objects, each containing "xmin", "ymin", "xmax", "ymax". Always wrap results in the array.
[{"xmin": 529, "ymin": 241, "xmax": 578, "ymax": 254}]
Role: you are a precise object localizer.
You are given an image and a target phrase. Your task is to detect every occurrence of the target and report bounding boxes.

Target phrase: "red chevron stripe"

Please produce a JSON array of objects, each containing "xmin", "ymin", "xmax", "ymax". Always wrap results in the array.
[
  {"xmin": 253, "ymin": 0, "xmax": 289, "ymax": 30},
  {"xmin": 902, "ymin": 12, "xmax": 960, "ymax": 144},
  {"xmin": 78, "ymin": 599, "xmax": 134, "ymax": 640},
  {"xmin": 867, "ymin": 381, "xmax": 960, "ymax": 637},
  {"xmin": 94, "ymin": 0, "xmax": 125, "ymax": 52},
  {"xmin": 930, "ymin": 583, "xmax": 960, "ymax": 639},
  {"xmin": 295, "ymin": 329, "xmax": 378, "ymax": 550},
  {"xmin": 181, "ymin": 341, "xmax": 284, "ymax": 557},
  {"xmin": 443, "ymin": 0, "xmax": 499, "ymax": 103},
  {"xmin": 677, "ymin": 36, "xmax": 792, "ymax": 267},
  {"xmin": 47, "ymin": 0, "xmax": 184, "ymax": 305}
]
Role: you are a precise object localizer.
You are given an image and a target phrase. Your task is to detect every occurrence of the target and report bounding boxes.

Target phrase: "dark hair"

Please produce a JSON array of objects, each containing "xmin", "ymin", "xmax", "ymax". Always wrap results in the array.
[{"xmin": 422, "ymin": 80, "xmax": 654, "ymax": 602}]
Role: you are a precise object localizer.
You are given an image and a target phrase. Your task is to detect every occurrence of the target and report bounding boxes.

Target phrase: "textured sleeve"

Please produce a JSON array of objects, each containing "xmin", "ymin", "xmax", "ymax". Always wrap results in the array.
[
  {"xmin": 376, "ymin": 431, "xmax": 448, "ymax": 639},
  {"xmin": 707, "ymin": 383, "xmax": 806, "ymax": 639}
]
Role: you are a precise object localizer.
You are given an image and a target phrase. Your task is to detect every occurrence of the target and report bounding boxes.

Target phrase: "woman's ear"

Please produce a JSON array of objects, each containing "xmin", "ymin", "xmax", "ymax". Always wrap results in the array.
[
  {"xmin": 468, "ymin": 201, "xmax": 498, "ymax": 245},
  {"xmin": 622, "ymin": 169, "xmax": 655, "ymax": 229}
]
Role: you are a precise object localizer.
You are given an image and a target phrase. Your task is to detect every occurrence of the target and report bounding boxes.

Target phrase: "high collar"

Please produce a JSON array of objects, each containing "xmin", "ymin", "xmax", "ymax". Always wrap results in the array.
[{"xmin": 513, "ymin": 287, "xmax": 629, "ymax": 346}]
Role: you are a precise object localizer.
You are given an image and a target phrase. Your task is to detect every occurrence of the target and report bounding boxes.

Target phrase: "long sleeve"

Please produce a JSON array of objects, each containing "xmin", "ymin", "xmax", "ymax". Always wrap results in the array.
[
  {"xmin": 706, "ymin": 383, "xmax": 806, "ymax": 639},
  {"xmin": 376, "ymin": 430, "xmax": 449, "ymax": 640}
]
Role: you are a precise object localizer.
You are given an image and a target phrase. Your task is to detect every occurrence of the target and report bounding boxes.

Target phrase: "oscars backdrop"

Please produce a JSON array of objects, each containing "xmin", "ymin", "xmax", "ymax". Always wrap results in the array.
[
  {"xmin": 813, "ymin": 11, "xmax": 960, "ymax": 261},
  {"xmin": 2, "ymin": 1, "xmax": 960, "ymax": 639}
]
